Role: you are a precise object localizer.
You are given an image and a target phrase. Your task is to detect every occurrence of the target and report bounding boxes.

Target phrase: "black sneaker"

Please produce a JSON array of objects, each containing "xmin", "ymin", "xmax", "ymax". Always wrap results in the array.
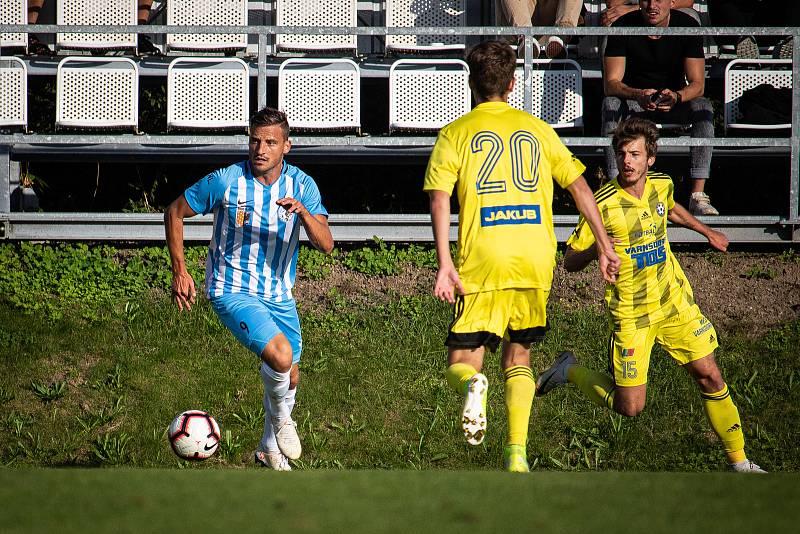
[
  {"xmin": 27, "ymin": 35, "xmax": 54, "ymax": 56},
  {"xmin": 138, "ymin": 35, "xmax": 162, "ymax": 56}
]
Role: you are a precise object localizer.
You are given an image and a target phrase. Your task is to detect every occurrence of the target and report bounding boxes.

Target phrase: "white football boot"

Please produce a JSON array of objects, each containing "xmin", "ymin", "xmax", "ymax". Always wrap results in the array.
[
  {"xmin": 255, "ymin": 449, "xmax": 292, "ymax": 471},
  {"xmin": 461, "ymin": 373, "xmax": 488, "ymax": 446},
  {"xmin": 729, "ymin": 459, "xmax": 767, "ymax": 474},
  {"xmin": 273, "ymin": 417, "xmax": 302, "ymax": 460}
]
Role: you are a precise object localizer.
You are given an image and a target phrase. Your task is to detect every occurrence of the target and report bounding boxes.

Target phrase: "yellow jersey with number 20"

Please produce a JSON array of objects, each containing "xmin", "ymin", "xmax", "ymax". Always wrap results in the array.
[{"xmin": 424, "ymin": 101, "xmax": 585, "ymax": 294}]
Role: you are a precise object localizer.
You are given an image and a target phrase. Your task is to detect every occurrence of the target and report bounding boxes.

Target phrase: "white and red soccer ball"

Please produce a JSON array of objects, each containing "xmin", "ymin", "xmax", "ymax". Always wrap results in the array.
[{"xmin": 168, "ymin": 410, "xmax": 221, "ymax": 461}]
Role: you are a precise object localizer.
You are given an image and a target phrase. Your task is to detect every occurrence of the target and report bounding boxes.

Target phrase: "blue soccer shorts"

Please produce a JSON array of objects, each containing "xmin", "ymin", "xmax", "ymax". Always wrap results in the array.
[{"xmin": 210, "ymin": 292, "xmax": 302, "ymax": 363}]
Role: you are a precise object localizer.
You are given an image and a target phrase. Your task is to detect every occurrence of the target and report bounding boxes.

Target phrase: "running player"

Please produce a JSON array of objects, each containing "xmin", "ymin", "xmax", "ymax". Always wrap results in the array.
[
  {"xmin": 424, "ymin": 40, "xmax": 620, "ymax": 472},
  {"xmin": 165, "ymin": 107, "xmax": 333, "ymax": 471},
  {"xmin": 537, "ymin": 116, "xmax": 765, "ymax": 473}
]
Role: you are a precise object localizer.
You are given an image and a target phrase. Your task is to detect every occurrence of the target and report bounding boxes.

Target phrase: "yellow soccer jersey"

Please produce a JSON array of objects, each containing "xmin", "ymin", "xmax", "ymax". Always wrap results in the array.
[
  {"xmin": 423, "ymin": 101, "xmax": 585, "ymax": 294},
  {"xmin": 567, "ymin": 171, "xmax": 696, "ymax": 329}
]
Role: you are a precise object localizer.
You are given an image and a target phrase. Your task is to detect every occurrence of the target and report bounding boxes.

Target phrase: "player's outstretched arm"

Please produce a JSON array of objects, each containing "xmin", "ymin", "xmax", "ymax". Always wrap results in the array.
[
  {"xmin": 429, "ymin": 190, "xmax": 464, "ymax": 304},
  {"xmin": 164, "ymin": 195, "xmax": 198, "ymax": 311},
  {"xmin": 566, "ymin": 177, "xmax": 620, "ymax": 283},
  {"xmin": 668, "ymin": 202, "xmax": 729, "ymax": 252}
]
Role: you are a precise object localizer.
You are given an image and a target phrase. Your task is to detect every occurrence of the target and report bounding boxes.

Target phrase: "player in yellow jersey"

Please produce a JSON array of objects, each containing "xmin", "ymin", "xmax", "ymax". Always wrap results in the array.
[
  {"xmin": 536, "ymin": 117, "xmax": 766, "ymax": 473},
  {"xmin": 423, "ymin": 40, "xmax": 620, "ymax": 472}
]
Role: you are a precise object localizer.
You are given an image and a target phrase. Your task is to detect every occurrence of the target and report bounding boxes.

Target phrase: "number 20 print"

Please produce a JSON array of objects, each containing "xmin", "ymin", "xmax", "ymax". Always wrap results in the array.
[{"xmin": 471, "ymin": 130, "xmax": 541, "ymax": 195}]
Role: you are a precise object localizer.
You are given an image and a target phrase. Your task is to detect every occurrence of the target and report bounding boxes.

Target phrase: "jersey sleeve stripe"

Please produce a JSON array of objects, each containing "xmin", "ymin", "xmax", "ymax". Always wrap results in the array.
[{"xmin": 594, "ymin": 189, "xmax": 618, "ymax": 205}]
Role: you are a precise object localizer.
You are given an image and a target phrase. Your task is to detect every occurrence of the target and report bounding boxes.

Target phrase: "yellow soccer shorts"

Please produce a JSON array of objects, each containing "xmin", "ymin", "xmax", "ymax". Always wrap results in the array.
[
  {"xmin": 610, "ymin": 304, "xmax": 719, "ymax": 387},
  {"xmin": 446, "ymin": 288, "xmax": 550, "ymax": 352}
]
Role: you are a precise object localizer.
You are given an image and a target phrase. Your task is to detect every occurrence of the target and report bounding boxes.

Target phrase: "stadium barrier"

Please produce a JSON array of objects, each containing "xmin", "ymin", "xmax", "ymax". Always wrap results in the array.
[{"xmin": 0, "ymin": 23, "xmax": 797, "ymax": 242}]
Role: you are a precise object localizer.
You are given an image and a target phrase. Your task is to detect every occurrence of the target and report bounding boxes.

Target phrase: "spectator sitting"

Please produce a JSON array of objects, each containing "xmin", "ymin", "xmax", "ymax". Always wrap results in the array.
[
  {"xmin": 498, "ymin": 0, "xmax": 584, "ymax": 59},
  {"xmin": 27, "ymin": 0, "xmax": 52, "ymax": 55},
  {"xmin": 602, "ymin": 0, "xmax": 698, "ymax": 26},
  {"xmin": 708, "ymin": 0, "xmax": 795, "ymax": 59},
  {"xmin": 601, "ymin": 0, "xmax": 718, "ymax": 215}
]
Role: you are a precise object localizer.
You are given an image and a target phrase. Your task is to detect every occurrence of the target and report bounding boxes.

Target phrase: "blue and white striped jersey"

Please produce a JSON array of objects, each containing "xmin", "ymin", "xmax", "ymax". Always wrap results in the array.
[{"xmin": 184, "ymin": 160, "xmax": 328, "ymax": 301}]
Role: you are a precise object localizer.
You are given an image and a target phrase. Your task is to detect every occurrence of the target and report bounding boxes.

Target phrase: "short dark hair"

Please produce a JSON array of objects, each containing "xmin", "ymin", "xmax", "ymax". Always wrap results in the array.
[
  {"xmin": 613, "ymin": 117, "xmax": 659, "ymax": 157},
  {"xmin": 250, "ymin": 107, "xmax": 290, "ymax": 139},
  {"xmin": 466, "ymin": 40, "xmax": 516, "ymax": 100}
]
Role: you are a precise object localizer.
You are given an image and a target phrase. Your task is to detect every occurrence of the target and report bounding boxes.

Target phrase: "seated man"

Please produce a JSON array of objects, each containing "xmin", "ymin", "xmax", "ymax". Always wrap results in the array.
[
  {"xmin": 602, "ymin": 0, "xmax": 697, "ymax": 26},
  {"xmin": 498, "ymin": 0, "xmax": 584, "ymax": 59},
  {"xmin": 601, "ymin": 0, "xmax": 718, "ymax": 216}
]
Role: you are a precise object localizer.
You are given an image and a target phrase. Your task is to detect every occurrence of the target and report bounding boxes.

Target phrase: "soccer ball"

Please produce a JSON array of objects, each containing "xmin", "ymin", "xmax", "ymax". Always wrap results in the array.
[{"xmin": 168, "ymin": 410, "xmax": 221, "ymax": 461}]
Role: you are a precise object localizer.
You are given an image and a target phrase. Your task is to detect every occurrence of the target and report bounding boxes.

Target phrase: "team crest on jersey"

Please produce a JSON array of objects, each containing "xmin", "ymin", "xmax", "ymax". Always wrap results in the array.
[
  {"xmin": 656, "ymin": 202, "xmax": 665, "ymax": 217},
  {"xmin": 235, "ymin": 206, "xmax": 251, "ymax": 227}
]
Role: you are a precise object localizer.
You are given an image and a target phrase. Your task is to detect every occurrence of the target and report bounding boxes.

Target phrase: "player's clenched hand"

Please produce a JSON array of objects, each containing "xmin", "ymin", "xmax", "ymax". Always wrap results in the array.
[
  {"xmin": 171, "ymin": 271, "xmax": 196, "ymax": 311},
  {"xmin": 276, "ymin": 197, "xmax": 308, "ymax": 218},
  {"xmin": 433, "ymin": 266, "xmax": 464, "ymax": 304},
  {"xmin": 598, "ymin": 246, "xmax": 620, "ymax": 284},
  {"xmin": 707, "ymin": 229, "xmax": 729, "ymax": 252}
]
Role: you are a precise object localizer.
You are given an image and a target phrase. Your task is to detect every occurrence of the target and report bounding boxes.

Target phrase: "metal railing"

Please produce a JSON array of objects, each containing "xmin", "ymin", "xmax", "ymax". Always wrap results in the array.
[{"xmin": 0, "ymin": 23, "xmax": 798, "ymax": 242}]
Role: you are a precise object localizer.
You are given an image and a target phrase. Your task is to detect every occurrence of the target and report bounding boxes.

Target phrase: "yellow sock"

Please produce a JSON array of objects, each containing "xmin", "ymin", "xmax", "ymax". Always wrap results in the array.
[
  {"xmin": 567, "ymin": 365, "xmax": 616, "ymax": 410},
  {"xmin": 445, "ymin": 363, "xmax": 477, "ymax": 395},
  {"xmin": 504, "ymin": 366, "xmax": 535, "ymax": 447},
  {"xmin": 701, "ymin": 383, "xmax": 747, "ymax": 463}
]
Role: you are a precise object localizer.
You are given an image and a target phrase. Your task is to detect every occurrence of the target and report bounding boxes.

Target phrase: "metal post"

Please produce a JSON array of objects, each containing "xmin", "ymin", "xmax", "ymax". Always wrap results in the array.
[
  {"xmin": 257, "ymin": 31, "xmax": 268, "ymax": 111},
  {"xmin": 791, "ymin": 27, "xmax": 800, "ymax": 226},
  {"xmin": 0, "ymin": 146, "xmax": 10, "ymax": 214},
  {"xmin": 523, "ymin": 34, "xmax": 532, "ymax": 113}
]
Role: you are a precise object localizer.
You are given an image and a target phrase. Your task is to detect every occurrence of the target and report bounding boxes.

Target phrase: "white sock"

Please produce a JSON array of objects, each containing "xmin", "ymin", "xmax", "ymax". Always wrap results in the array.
[
  {"xmin": 259, "ymin": 386, "xmax": 298, "ymax": 453},
  {"xmin": 259, "ymin": 387, "xmax": 279, "ymax": 453},
  {"xmin": 260, "ymin": 362, "xmax": 291, "ymax": 422},
  {"xmin": 285, "ymin": 387, "xmax": 297, "ymax": 416}
]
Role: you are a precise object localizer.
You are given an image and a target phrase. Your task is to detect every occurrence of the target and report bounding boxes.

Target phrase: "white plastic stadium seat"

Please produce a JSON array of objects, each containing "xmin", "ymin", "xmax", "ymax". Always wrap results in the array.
[
  {"xmin": 276, "ymin": 0, "xmax": 357, "ymax": 53},
  {"xmin": 508, "ymin": 59, "xmax": 584, "ymax": 130},
  {"xmin": 0, "ymin": 0, "xmax": 27, "ymax": 52},
  {"xmin": 724, "ymin": 59, "xmax": 792, "ymax": 133},
  {"xmin": 278, "ymin": 59, "xmax": 361, "ymax": 133},
  {"xmin": 386, "ymin": 0, "xmax": 466, "ymax": 54},
  {"xmin": 56, "ymin": 57, "xmax": 138, "ymax": 131},
  {"xmin": 389, "ymin": 59, "xmax": 470, "ymax": 133},
  {"xmin": 57, "ymin": 0, "xmax": 137, "ymax": 52},
  {"xmin": 0, "ymin": 57, "xmax": 27, "ymax": 131},
  {"xmin": 167, "ymin": 58, "xmax": 249, "ymax": 132},
  {"xmin": 167, "ymin": 0, "xmax": 247, "ymax": 52}
]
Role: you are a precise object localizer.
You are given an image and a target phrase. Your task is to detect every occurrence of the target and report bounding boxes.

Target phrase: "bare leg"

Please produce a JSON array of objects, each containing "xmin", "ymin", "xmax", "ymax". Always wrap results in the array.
[
  {"xmin": 28, "ymin": 0, "xmax": 45, "ymax": 24},
  {"xmin": 138, "ymin": 0, "xmax": 154, "ymax": 24}
]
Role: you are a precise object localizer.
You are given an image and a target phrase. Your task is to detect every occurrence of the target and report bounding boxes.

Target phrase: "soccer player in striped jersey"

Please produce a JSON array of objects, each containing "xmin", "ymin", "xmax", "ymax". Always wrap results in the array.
[
  {"xmin": 424, "ymin": 40, "xmax": 620, "ymax": 472},
  {"xmin": 537, "ymin": 117, "xmax": 765, "ymax": 473},
  {"xmin": 165, "ymin": 107, "xmax": 333, "ymax": 471}
]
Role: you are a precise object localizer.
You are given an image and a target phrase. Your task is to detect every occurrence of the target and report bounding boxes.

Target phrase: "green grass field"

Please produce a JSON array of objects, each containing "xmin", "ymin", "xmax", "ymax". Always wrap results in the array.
[
  {"xmin": 1, "ymin": 243, "xmax": 799, "ymax": 531},
  {"xmin": 2, "ymin": 469, "xmax": 800, "ymax": 533}
]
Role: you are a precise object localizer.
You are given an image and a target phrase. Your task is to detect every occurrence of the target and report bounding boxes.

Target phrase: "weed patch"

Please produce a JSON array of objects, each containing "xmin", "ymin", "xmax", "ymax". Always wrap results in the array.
[{"xmin": 742, "ymin": 264, "xmax": 777, "ymax": 280}]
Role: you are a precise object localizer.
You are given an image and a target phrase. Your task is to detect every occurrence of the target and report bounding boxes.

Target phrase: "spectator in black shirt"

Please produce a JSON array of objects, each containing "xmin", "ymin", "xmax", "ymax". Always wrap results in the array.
[{"xmin": 602, "ymin": 0, "xmax": 718, "ymax": 215}]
